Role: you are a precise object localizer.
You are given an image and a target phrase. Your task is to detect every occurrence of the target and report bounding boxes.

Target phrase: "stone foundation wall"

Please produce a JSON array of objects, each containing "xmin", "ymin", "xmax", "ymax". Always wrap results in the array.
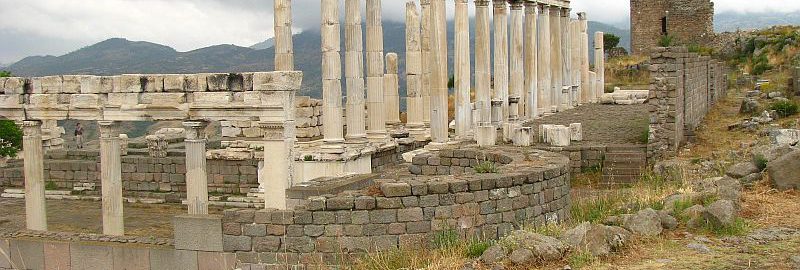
[
  {"xmin": 371, "ymin": 140, "xmax": 428, "ymax": 172},
  {"xmin": 648, "ymin": 47, "xmax": 727, "ymax": 160},
  {"xmin": 221, "ymin": 148, "xmax": 571, "ymax": 268}
]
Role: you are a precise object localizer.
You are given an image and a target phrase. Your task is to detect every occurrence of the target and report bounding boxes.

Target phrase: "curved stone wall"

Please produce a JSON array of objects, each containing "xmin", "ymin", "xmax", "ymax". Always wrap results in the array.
[{"xmin": 221, "ymin": 147, "xmax": 571, "ymax": 267}]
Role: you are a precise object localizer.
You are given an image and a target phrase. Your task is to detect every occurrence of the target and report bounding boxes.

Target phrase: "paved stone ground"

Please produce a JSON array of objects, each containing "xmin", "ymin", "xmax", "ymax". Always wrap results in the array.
[
  {"xmin": 0, "ymin": 198, "xmax": 221, "ymax": 238},
  {"xmin": 527, "ymin": 103, "xmax": 650, "ymax": 146}
]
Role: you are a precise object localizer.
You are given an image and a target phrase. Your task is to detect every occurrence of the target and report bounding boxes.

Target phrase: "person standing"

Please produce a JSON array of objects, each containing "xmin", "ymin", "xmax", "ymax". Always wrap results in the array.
[{"xmin": 75, "ymin": 123, "xmax": 84, "ymax": 149}]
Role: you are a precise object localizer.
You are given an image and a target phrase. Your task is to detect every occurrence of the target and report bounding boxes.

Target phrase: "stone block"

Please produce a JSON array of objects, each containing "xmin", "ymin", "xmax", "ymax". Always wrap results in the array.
[
  {"xmin": 242, "ymin": 224, "xmax": 267, "ymax": 237},
  {"xmin": 380, "ymin": 182, "xmax": 412, "ymax": 197},
  {"xmin": 397, "ymin": 208, "xmax": 424, "ymax": 222},
  {"xmin": 112, "ymin": 247, "xmax": 149, "ymax": 270},
  {"xmin": 70, "ymin": 244, "xmax": 112, "ymax": 270},
  {"xmin": 252, "ymin": 71, "xmax": 303, "ymax": 91},
  {"xmin": 114, "ymin": 75, "xmax": 143, "ymax": 93},
  {"xmin": 9, "ymin": 240, "xmax": 44, "ymax": 270},
  {"xmin": 197, "ymin": 252, "xmax": 236, "ymax": 270},
  {"xmin": 174, "ymin": 214, "xmax": 224, "ymax": 252},
  {"xmin": 43, "ymin": 242, "xmax": 70, "ymax": 270},
  {"xmin": 252, "ymin": 236, "xmax": 281, "ymax": 252},
  {"xmin": 164, "ymin": 75, "xmax": 186, "ymax": 92}
]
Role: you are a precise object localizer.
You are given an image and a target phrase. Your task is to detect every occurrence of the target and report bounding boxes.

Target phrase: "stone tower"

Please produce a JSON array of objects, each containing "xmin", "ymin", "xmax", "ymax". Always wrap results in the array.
[{"xmin": 630, "ymin": 0, "xmax": 714, "ymax": 55}]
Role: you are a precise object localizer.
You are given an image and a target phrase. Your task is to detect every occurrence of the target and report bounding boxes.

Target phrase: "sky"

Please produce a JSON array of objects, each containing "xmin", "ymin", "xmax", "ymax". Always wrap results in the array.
[{"xmin": 1, "ymin": 0, "xmax": 799, "ymax": 64}]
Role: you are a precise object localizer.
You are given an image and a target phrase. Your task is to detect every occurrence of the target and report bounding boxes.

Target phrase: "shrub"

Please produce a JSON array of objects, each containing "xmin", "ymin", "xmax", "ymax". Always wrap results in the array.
[
  {"xmin": 658, "ymin": 35, "xmax": 675, "ymax": 47},
  {"xmin": 753, "ymin": 154, "xmax": 769, "ymax": 171},
  {"xmin": 473, "ymin": 161, "xmax": 498, "ymax": 174},
  {"xmin": 464, "ymin": 239, "xmax": 491, "ymax": 258},
  {"xmin": 432, "ymin": 229, "xmax": 460, "ymax": 250},
  {"xmin": 45, "ymin": 181, "xmax": 58, "ymax": 190},
  {"xmin": 0, "ymin": 120, "xmax": 23, "ymax": 158},
  {"xmin": 769, "ymin": 100, "xmax": 799, "ymax": 118}
]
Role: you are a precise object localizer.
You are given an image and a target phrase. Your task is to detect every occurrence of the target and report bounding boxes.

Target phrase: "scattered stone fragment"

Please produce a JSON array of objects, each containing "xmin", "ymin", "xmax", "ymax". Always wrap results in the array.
[
  {"xmin": 502, "ymin": 231, "xmax": 567, "ymax": 261},
  {"xmin": 726, "ymin": 162, "xmax": 760, "ymax": 179},
  {"xmin": 767, "ymin": 150, "xmax": 800, "ymax": 190},
  {"xmin": 480, "ymin": 245, "xmax": 507, "ymax": 264},
  {"xmin": 703, "ymin": 200, "xmax": 736, "ymax": 228},
  {"xmin": 623, "ymin": 208, "xmax": 663, "ymax": 236},
  {"xmin": 658, "ymin": 211, "xmax": 678, "ymax": 230},
  {"xmin": 509, "ymin": 248, "xmax": 534, "ymax": 264},
  {"xmin": 686, "ymin": 242, "xmax": 712, "ymax": 254},
  {"xmin": 740, "ymin": 98, "xmax": 760, "ymax": 114},
  {"xmin": 561, "ymin": 222, "xmax": 631, "ymax": 257}
]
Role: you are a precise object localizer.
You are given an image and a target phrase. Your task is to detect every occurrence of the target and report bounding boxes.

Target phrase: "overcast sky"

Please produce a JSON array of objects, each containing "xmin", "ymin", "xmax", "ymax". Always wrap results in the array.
[{"xmin": 1, "ymin": 0, "xmax": 799, "ymax": 64}]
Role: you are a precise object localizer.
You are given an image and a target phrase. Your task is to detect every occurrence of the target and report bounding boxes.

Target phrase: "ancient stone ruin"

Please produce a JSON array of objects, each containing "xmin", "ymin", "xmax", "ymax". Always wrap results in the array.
[{"xmin": 630, "ymin": 0, "xmax": 715, "ymax": 55}]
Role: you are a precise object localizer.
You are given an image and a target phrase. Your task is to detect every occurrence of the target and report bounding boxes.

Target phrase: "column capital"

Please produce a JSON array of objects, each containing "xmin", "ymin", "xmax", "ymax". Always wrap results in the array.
[
  {"xmin": 182, "ymin": 121, "xmax": 208, "ymax": 141},
  {"xmin": 258, "ymin": 121, "xmax": 285, "ymax": 141},
  {"xmin": 492, "ymin": 0, "xmax": 506, "ymax": 6},
  {"xmin": 22, "ymin": 121, "xmax": 42, "ymax": 137},
  {"xmin": 475, "ymin": 0, "xmax": 490, "ymax": 7},
  {"xmin": 525, "ymin": 1, "xmax": 537, "ymax": 12},
  {"xmin": 454, "ymin": 0, "xmax": 469, "ymax": 4},
  {"xmin": 509, "ymin": 0, "xmax": 524, "ymax": 10},
  {"xmin": 98, "ymin": 121, "xmax": 120, "ymax": 139},
  {"xmin": 420, "ymin": 0, "xmax": 431, "ymax": 6},
  {"xmin": 577, "ymin": 12, "xmax": 587, "ymax": 20}
]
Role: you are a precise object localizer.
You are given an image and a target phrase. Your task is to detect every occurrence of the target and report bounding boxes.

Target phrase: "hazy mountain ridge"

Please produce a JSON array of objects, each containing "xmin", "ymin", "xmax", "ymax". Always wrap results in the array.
[{"xmin": 715, "ymin": 11, "xmax": 800, "ymax": 32}]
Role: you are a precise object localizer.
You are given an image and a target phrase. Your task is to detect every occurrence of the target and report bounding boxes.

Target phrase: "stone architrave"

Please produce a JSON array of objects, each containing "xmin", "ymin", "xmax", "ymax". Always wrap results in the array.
[
  {"xmin": 454, "ymin": 0, "xmax": 472, "ymax": 140},
  {"xmin": 524, "ymin": 1, "xmax": 538, "ymax": 118},
  {"xmin": 537, "ymin": 4, "xmax": 552, "ymax": 115},
  {"xmin": 493, "ymin": 0, "xmax": 509, "ymax": 125},
  {"xmin": 595, "ymin": 32, "xmax": 605, "ymax": 100},
  {"xmin": 579, "ymin": 13, "xmax": 591, "ymax": 103},
  {"xmin": 22, "ymin": 121, "xmax": 47, "ymax": 231},
  {"xmin": 508, "ymin": 1, "xmax": 524, "ymax": 121},
  {"xmin": 420, "ymin": 0, "xmax": 432, "ymax": 128},
  {"xmin": 321, "ymin": 0, "xmax": 345, "ymax": 152},
  {"xmin": 345, "ymin": 0, "xmax": 367, "ymax": 144},
  {"xmin": 405, "ymin": 1, "xmax": 426, "ymax": 139},
  {"xmin": 549, "ymin": 5, "xmax": 562, "ymax": 113},
  {"xmin": 183, "ymin": 121, "xmax": 209, "ymax": 215},
  {"xmin": 366, "ymin": 0, "xmax": 389, "ymax": 142},
  {"xmin": 475, "ymin": 0, "xmax": 492, "ymax": 144},
  {"xmin": 274, "ymin": 0, "xmax": 293, "ymax": 71},
  {"xmin": 99, "ymin": 121, "xmax": 124, "ymax": 236},
  {"xmin": 384, "ymin": 53, "xmax": 401, "ymax": 127},
  {"xmin": 259, "ymin": 122, "xmax": 290, "ymax": 209}
]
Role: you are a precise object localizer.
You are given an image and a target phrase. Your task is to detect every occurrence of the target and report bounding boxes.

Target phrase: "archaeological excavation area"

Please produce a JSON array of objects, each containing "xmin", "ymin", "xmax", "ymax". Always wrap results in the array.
[{"xmin": 0, "ymin": 0, "xmax": 729, "ymax": 269}]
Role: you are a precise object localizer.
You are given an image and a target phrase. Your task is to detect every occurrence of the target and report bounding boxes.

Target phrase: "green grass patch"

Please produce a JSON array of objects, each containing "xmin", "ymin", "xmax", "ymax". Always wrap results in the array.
[
  {"xmin": 432, "ymin": 229, "xmax": 460, "ymax": 250},
  {"xmin": 568, "ymin": 251, "xmax": 597, "ymax": 269},
  {"xmin": 45, "ymin": 181, "xmax": 58, "ymax": 191},
  {"xmin": 464, "ymin": 239, "xmax": 491, "ymax": 259},
  {"xmin": 355, "ymin": 248, "xmax": 432, "ymax": 270},
  {"xmin": 753, "ymin": 154, "xmax": 769, "ymax": 171},
  {"xmin": 699, "ymin": 218, "xmax": 751, "ymax": 237},
  {"xmin": 473, "ymin": 161, "xmax": 499, "ymax": 174},
  {"xmin": 770, "ymin": 100, "xmax": 799, "ymax": 118}
]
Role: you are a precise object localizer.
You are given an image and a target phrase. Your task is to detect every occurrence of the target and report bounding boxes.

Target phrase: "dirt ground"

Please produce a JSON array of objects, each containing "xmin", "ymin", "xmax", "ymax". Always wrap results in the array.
[{"xmin": 527, "ymin": 103, "xmax": 650, "ymax": 146}]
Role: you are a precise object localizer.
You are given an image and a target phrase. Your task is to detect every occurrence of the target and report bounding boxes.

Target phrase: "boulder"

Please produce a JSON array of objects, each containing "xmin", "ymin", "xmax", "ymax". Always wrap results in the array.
[
  {"xmin": 663, "ymin": 193, "xmax": 696, "ymax": 213},
  {"xmin": 769, "ymin": 129, "xmax": 800, "ymax": 146},
  {"xmin": 658, "ymin": 210, "xmax": 679, "ymax": 229},
  {"xmin": 623, "ymin": 208, "xmax": 663, "ymax": 236},
  {"xmin": 767, "ymin": 150, "xmax": 800, "ymax": 190},
  {"xmin": 703, "ymin": 200, "xmax": 737, "ymax": 228},
  {"xmin": 561, "ymin": 222, "xmax": 631, "ymax": 257},
  {"xmin": 740, "ymin": 98, "xmax": 760, "ymax": 114},
  {"xmin": 739, "ymin": 173, "xmax": 763, "ymax": 188},
  {"xmin": 751, "ymin": 144, "xmax": 797, "ymax": 162},
  {"xmin": 694, "ymin": 177, "xmax": 742, "ymax": 203},
  {"xmin": 480, "ymin": 245, "xmax": 507, "ymax": 264},
  {"xmin": 509, "ymin": 248, "xmax": 534, "ymax": 265},
  {"xmin": 768, "ymin": 91, "xmax": 784, "ymax": 99},
  {"xmin": 503, "ymin": 231, "xmax": 567, "ymax": 261},
  {"xmin": 653, "ymin": 159, "xmax": 687, "ymax": 180},
  {"xmin": 726, "ymin": 162, "xmax": 760, "ymax": 179}
]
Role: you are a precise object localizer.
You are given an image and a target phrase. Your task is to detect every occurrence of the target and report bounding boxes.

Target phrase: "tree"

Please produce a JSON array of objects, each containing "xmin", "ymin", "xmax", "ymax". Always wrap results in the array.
[
  {"xmin": 0, "ymin": 71, "xmax": 9, "ymax": 77},
  {"xmin": 603, "ymin": 33, "xmax": 621, "ymax": 52},
  {"xmin": 0, "ymin": 71, "xmax": 23, "ymax": 158}
]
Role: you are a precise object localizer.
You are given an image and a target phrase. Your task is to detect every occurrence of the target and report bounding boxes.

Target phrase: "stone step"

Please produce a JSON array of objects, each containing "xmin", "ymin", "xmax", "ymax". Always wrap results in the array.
[
  {"xmin": 2, "ymin": 189, "xmax": 72, "ymax": 196},
  {"xmin": 603, "ymin": 174, "xmax": 640, "ymax": 183},
  {"xmin": 603, "ymin": 167, "xmax": 645, "ymax": 176}
]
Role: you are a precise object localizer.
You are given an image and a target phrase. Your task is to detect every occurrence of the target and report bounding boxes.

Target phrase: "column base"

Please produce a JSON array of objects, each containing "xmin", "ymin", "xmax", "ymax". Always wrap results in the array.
[
  {"xmin": 344, "ymin": 135, "xmax": 368, "ymax": 145},
  {"xmin": 476, "ymin": 123, "xmax": 497, "ymax": 147}
]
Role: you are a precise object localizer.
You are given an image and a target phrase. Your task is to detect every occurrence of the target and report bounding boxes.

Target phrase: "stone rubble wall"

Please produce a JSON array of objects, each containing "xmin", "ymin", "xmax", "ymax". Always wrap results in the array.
[
  {"xmin": 647, "ymin": 47, "xmax": 728, "ymax": 160},
  {"xmin": 630, "ymin": 0, "xmax": 715, "ymax": 55},
  {"xmin": 221, "ymin": 148, "xmax": 571, "ymax": 268}
]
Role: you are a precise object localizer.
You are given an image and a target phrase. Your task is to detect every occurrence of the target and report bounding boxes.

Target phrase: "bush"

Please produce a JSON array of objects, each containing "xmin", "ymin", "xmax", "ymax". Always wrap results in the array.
[
  {"xmin": 769, "ymin": 100, "xmax": 799, "ymax": 117},
  {"xmin": 658, "ymin": 35, "xmax": 675, "ymax": 47},
  {"xmin": 464, "ymin": 240, "xmax": 491, "ymax": 258},
  {"xmin": 753, "ymin": 154, "xmax": 769, "ymax": 171},
  {"xmin": 432, "ymin": 229, "xmax": 460, "ymax": 250},
  {"xmin": 473, "ymin": 161, "xmax": 499, "ymax": 174},
  {"xmin": 0, "ymin": 120, "xmax": 23, "ymax": 158}
]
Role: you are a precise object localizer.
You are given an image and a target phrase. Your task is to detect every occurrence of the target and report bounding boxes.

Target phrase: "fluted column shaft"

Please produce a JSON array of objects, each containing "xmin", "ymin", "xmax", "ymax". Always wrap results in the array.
[
  {"xmin": 344, "ymin": 0, "xmax": 366, "ymax": 143},
  {"xmin": 455, "ymin": 0, "xmax": 472, "ymax": 139},
  {"xmin": 549, "ymin": 6, "xmax": 562, "ymax": 112},
  {"xmin": 22, "ymin": 121, "xmax": 47, "ymax": 231},
  {"xmin": 493, "ymin": 0, "xmax": 509, "ymax": 125},
  {"xmin": 405, "ymin": 1, "xmax": 426, "ymax": 140},
  {"xmin": 579, "ymin": 13, "xmax": 591, "ymax": 103},
  {"xmin": 274, "ymin": 0, "xmax": 293, "ymax": 71},
  {"xmin": 420, "ymin": 0, "xmax": 432, "ymax": 128},
  {"xmin": 560, "ymin": 8, "xmax": 572, "ymax": 109},
  {"xmin": 366, "ymin": 0, "xmax": 388, "ymax": 141},
  {"xmin": 475, "ymin": 0, "xmax": 492, "ymax": 124},
  {"xmin": 385, "ymin": 53, "xmax": 401, "ymax": 126},
  {"xmin": 537, "ymin": 4, "xmax": 552, "ymax": 115},
  {"xmin": 595, "ymin": 32, "xmax": 606, "ymax": 100},
  {"xmin": 508, "ymin": 2, "xmax": 524, "ymax": 121},
  {"xmin": 429, "ymin": 0, "xmax": 449, "ymax": 143},
  {"xmin": 321, "ymin": 0, "xmax": 345, "ymax": 152},
  {"xmin": 184, "ymin": 121, "xmax": 209, "ymax": 215},
  {"xmin": 99, "ymin": 121, "xmax": 123, "ymax": 236},
  {"xmin": 524, "ymin": 2, "xmax": 538, "ymax": 118}
]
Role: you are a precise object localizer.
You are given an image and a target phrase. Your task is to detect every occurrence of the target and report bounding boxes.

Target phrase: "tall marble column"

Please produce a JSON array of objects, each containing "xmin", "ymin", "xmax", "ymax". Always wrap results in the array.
[
  {"xmin": 183, "ymin": 121, "xmax": 209, "ymax": 215},
  {"xmin": 405, "ymin": 1, "xmax": 426, "ymax": 140},
  {"xmin": 561, "ymin": 7, "xmax": 572, "ymax": 109},
  {"xmin": 321, "ymin": 0, "xmax": 345, "ymax": 152},
  {"xmin": 99, "ymin": 121, "xmax": 123, "ymax": 236},
  {"xmin": 476, "ymin": 0, "xmax": 494, "ymax": 146},
  {"xmin": 366, "ymin": 0, "xmax": 388, "ymax": 142},
  {"xmin": 579, "ymin": 13, "xmax": 591, "ymax": 104},
  {"xmin": 384, "ymin": 53, "xmax": 401, "ymax": 127},
  {"xmin": 524, "ymin": 1, "xmax": 538, "ymax": 118},
  {"xmin": 454, "ymin": 0, "xmax": 472, "ymax": 139},
  {"xmin": 22, "ymin": 121, "xmax": 46, "ymax": 231},
  {"xmin": 570, "ymin": 19, "xmax": 581, "ymax": 107},
  {"xmin": 259, "ymin": 122, "xmax": 289, "ymax": 209},
  {"xmin": 508, "ymin": 1, "xmax": 524, "ymax": 121},
  {"xmin": 273, "ymin": 0, "xmax": 293, "ymax": 71},
  {"xmin": 595, "ymin": 32, "xmax": 606, "ymax": 101},
  {"xmin": 493, "ymin": 0, "xmax": 509, "ymax": 125},
  {"xmin": 344, "ymin": 0, "xmax": 367, "ymax": 143},
  {"xmin": 429, "ymin": 0, "xmax": 448, "ymax": 144},
  {"xmin": 549, "ymin": 5, "xmax": 562, "ymax": 113},
  {"xmin": 537, "ymin": 4, "xmax": 552, "ymax": 115},
  {"xmin": 420, "ymin": 0, "xmax": 432, "ymax": 128}
]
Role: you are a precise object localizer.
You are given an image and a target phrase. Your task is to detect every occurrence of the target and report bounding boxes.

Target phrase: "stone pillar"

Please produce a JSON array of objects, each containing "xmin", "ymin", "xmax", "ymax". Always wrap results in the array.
[
  {"xmin": 366, "ymin": 0, "xmax": 388, "ymax": 142},
  {"xmin": 595, "ymin": 32, "xmax": 605, "ymax": 100},
  {"xmin": 22, "ymin": 121, "xmax": 47, "ymax": 231},
  {"xmin": 99, "ymin": 121, "xmax": 123, "ymax": 236},
  {"xmin": 537, "ymin": 4, "xmax": 552, "ymax": 115},
  {"xmin": 405, "ymin": 1, "xmax": 426, "ymax": 140},
  {"xmin": 384, "ymin": 53, "xmax": 401, "ymax": 127},
  {"xmin": 321, "ymin": 0, "xmax": 345, "ymax": 152},
  {"xmin": 429, "ymin": 0, "xmax": 449, "ymax": 144},
  {"xmin": 579, "ymin": 13, "xmax": 591, "ymax": 103},
  {"xmin": 524, "ymin": 2, "xmax": 538, "ymax": 118},
  {"xmin": 475, "ymin": 0, "xmax": 494, "ymax": 146},
  {"xmin": 273, "ymin": 0, "xmax": 293, "ymax": 71},
  {"xmin": 344, "ymin": 0, "xmax": 367, "ymax": 143},
  {"xmin": 508, "ymin": 1, "xmax": 524, "ymax": 121},
  {"xmin": 183, "ymin": 121, "xmax": 209, "ymax": 215},
  {"xmin": 560, "ymin": 7, "xmax": 572, "ymax": 110},
  {"xmin": 454, "ymin": 0, "xmax": 472, "ymax": 140},
  {"xmin": 259, "ymin": 122, "xmax": 289, "ymax": 210},
  {"xmin": 420, "ymin": 0, "xmax": 432, "ymax": 128},
  {"xmin": 493, "ymin": 0, "xmax": 509, "ymax": 125},
  {"xmin": 549, "ymin": 5, "xmax": 562, "ymax": 113}
]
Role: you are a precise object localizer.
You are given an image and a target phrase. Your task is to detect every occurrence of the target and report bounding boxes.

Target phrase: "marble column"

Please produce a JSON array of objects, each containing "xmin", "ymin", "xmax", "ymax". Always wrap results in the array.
[
  {"xmin": 429, "ymin": 0, "xmax": 448, "ymax": 144},
  {"xmin": 579, "ymin": 13, "xmax": 591, "ymax": 104},
  {"xmin": 524, "ymin": 1, "xmax": 538, "ymax": 118},
  {"xmin": 476, "ymin": 0, "xmax": 494, "ymax": 146},
  {"xmin": 366, "ymin": 0, "xmax": 388, "ymax": 142},
  {"xmin": 22, "ymin": 121, "xmax": 46, "ymax": 231},
  {"xmin": 570, "ymin": 19, "xmax": 581, "ymax": 107},
  {"xmin": 384, "ymin": 53, "xmax": 401, "ymax": 127},
  {"xmin": 344, "ymin": 0, "xmax": 367, "ymax": 143},
  {"xmin": 595, "ymin": 32, "xmax": 605, "ymax": 101},
  {"xmin": 454, "ymin": 0, "xmax": 472, "ymax": 140},
  {"xmin": 273, "ymin": 0, "xmax": 293, "ymax": 71},
  {"xmin": 405, "ymin": 1, "xmax": 426, "ymax": 140},
  {"xmin": 420, "ymin": 0, "xmax": 432, "ymax": 128},
  {"xmin": 493, "ymin": 0, "xmax": 509, "ymax": 125},
  {"xmin": 537, "ymin": 4, "xmax": 552, "ymax": 116},
  {"xmin": 99, "ymin": 121, "xmax": 123, "ymax": 236},
  {"xmin": 259, "ymin": 122, "xmax": 289, "ymax": 210},
  {"xmin": 508, "ymin": 1, "xmax": 524, "ymax": 121},
  {"xmin": 183, "ymin": 121, "xmax": 209, "ymax": 215},
  {"xmin": 549, "ymin": 5, "xmax": 562, "ymax": 113},
  {"xmin": 561, "ymin": 7, "xmax": 572, "ymax": 110},
  {"xmin": 321, "ymin": 0, "xmax": 345, "ymax": 152}
]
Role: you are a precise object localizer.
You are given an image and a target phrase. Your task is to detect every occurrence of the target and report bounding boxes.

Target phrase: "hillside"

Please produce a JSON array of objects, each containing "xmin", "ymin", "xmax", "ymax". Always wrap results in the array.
[{"xmin": 716, "ymin": 11, "xmax": 800, "ymax": 32}]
